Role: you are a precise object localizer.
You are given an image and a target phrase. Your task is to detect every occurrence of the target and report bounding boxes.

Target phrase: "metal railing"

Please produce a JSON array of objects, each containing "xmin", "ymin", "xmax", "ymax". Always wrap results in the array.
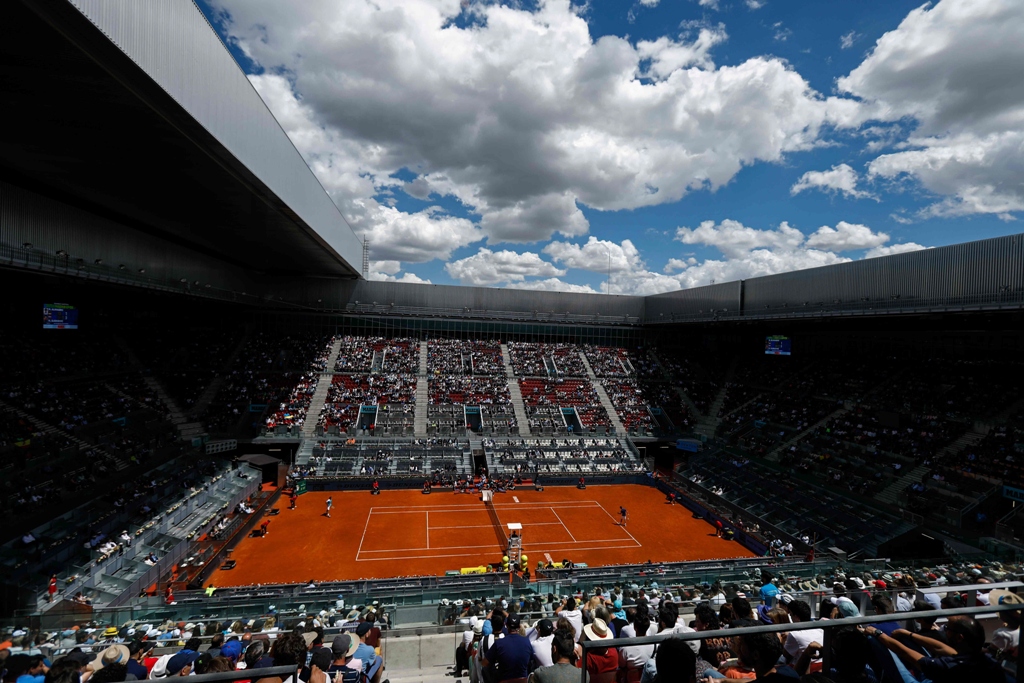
[{"xmin": 579, "ymin": 603, "xmax": 1024, "ymax": 683}]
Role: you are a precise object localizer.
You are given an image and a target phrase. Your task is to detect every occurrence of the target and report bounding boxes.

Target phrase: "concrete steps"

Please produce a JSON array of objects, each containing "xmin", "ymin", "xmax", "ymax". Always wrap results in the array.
[
  {"xmin": 578, "ymin": 352, "xmax": 625, "ymax": 435},
  {"xmin": 302, "ymin": 337, "xmax": 344, "ymax": 441},
  {"xmin": 143, "ymin": 376, "xmax": 187, "ymax": 426},
  {"xmin": 381, "ymin": 632, "xmax": 461, "ymax": 681},
  {"xmin": 415, "ymin": 343, "xmax": 429, "ymax": 436},
  {"xmin": 875, "ymin": 463, "xmax": 931, "ymax": 505},
  {"xmin": 937, "ymin": 426, "xmax": 990, "ymax": 459},
  {"xmin": 767, "ymin": 406, "xmax": 848, "ymax": 462},
  {"xmin": 501, "ymin": 345, "xmax": 530, "ymax": 436},
  {"xmin": 694, "ymin": 358, "xmax": 736, "ymax": 437},
  {"xmin": 0, "ymin": 398, "xmax": 124, "ymax": 469}
]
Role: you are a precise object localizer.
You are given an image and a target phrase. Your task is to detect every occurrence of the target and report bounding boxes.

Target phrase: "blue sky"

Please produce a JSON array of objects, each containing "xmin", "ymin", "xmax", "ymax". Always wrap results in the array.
[{"xmin": 197, "ymin": 0, "xmax": 1024, "ymax": 294}]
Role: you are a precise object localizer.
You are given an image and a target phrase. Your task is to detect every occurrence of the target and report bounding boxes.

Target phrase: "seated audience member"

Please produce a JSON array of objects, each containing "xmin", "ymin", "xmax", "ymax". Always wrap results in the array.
[
  {"xmin": 262, "ymin": 632, "xmax": 309, "ymax": 683},
  {"xmin": 619, "ymin": 609, "xmax": 655, "ymax": 672},
  {"xmin": 868, "ymin": 595, "xmax": 901, "ymax": 636},
  {"xmin": 580, "ymin": 618, "xmax": 618, "ymax": 679},
  {"xmin": 730, "ymin": 597, "xmax": 759, "ymax": 628},
  {"xmin": 528, "ymin": 628, "xmax": 576, "ymax": 683},
  {"xmin": 783, "ymin": 600, "xmax": 823, "ymax": 666},
  {"xmin": 127, "ymin": 641, "xmax": 153, "ymax": 679},
  {"xmin": 691, "ymin": 605, "xmax": 733, "ymax": 677},
  {"xmin": 652, "ymin": 637, "xmax": 697, "ymax": 683},
  {"xmin": 863, "ymin": 615, "xmax": 1003, "ymax": 682},
  {"xmin": 733, "ymin": 632, "xmax": 799, "ymax": 682}
]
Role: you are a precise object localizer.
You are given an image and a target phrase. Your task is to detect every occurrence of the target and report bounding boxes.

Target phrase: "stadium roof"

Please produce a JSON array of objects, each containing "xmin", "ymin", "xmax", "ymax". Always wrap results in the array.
[{"xmin": 2, "ymin": 0, "xmax": 363, "ymax": 278}]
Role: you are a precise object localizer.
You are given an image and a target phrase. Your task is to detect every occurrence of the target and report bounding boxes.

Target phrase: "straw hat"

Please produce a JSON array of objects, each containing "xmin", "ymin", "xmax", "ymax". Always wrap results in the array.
[
  {"xmin": 582, "ymin": 618, "xmax": 612, "ymax": 641},
  {"xmin": 989, "ymin": 589, "xmax": 1024, "ymax": 606},
  {"xmin": 91, "ymin": 644, "xmax": 131, "ymax": 671}
]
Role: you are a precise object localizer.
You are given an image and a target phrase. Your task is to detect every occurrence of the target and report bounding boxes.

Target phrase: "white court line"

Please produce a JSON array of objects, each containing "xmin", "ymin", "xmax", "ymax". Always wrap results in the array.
[
  {"xmin": 357, "ymin": 537, "xmax": 634, "ymax": 553},
  {"xmin": 595, "ymin": 503, "xmax": 642, "ymax": 546},
  {"xmin": 428, "ymin": 523, "xmax": 567, "ymax": 530},
  {"xmin": 356, "ymin": 543, "xmax": 642, "ymax": 562},
  {"xmin": 426, "ymin": 511, "xmax": 430, "ymax": 549},
  {"xmin": 550, "ymin": 508, "xmax": 577, "ymax": 542},
  {"xmin": 367, "ymin": 501, "xmax": 602, "ymax": 510},
  {"xmin": 356, "ymin": 509, "xmax": 372, "ymax": 558},
  {"xmin": 513, "ymin": 496, "xmax": 520, "ymax": 503},
  {"xmin": 368, "ymin": 503, "xmax": 600, "ymax": 514}
]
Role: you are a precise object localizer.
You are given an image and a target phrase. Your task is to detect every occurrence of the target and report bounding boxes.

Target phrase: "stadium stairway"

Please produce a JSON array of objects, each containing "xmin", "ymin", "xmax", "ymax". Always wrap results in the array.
[
  {"xmin": 192, "ymin": 328, "xmax": 254, "ymax": 417},
  {"xmin": 382, "ymin": 632, "xmax": 463, "ymax": 683},
  {"xmin": 296, "ymin": 338, "xmax": 344, "ymax": 464},
  {"xmin": 767, "ymin": 406, "xmax": 849, "ymax": 462},
  {"xmin": 937, "ymin": 425, "xmax": 991, "ymax": 459},
  {"xmin": 415, "ymin": 343, "xmax": 429, "ymax": 436},
  {"xmin": 499, "ymin": 343, "xmax": 514, "ymax": 377},
  {"xmin": 648, "ymin": 350, "xmax": 701, "ymax": 418},
  {"xmin": 507, "ymin": 380, "xmax": 532, "ymax": 436},
  {"xmin": 694, "ymin": 358, "xmax": 737, "ymax": 437},
  {"xmin": 0, "ymin": 397, "xmax": 126, "ymax": 469},
  {"xmin": 875, "ymin": 463, "xmax": 932, "ymax": 505},
  {"xmin": 578, "ymin": 352, "xmax": 626, "ymax": 436}
]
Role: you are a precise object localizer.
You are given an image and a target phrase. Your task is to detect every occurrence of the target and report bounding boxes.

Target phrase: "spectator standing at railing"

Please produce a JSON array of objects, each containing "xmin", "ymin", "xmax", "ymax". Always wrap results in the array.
[
  {"xmin": 483, "ymin": 614, "xmax": 532, "ymax": 682},
  {"xmin": 554, "ymin": 597, "xmax": 583, "ymax": 642}
]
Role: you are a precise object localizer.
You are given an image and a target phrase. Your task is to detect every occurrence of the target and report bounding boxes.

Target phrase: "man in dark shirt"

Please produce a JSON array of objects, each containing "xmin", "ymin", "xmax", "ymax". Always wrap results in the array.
[
  {"xmin": 734, "ymin": 632, "xmax": 799, "ymax": 681},
  {"xmin": 483, "ymin": 614, "xmax": 533, "ymax": 682},
  {"xmin": 864, "ymin": 615, "xmax": 1003, "ymax": 683},
  {"xmin": 730, "ymin": 597, "xmax": 760, "ymax": 628},
  {"xmin": 126, "ymin": 641, "xmax": 152, "ymax": 680}
]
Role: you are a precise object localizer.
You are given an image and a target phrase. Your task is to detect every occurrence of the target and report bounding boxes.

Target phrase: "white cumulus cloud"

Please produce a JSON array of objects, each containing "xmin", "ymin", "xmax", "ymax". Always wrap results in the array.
[
  {"xmin": 445, "ymin": 248, "xmax": 565, "ymax": 286},
  {"xmin": 507, "ymin": 278, "xmax": 599, "ymax": 294},
  {"xmin": 791, "ymin": 164, "xmax": 875, "ymax": 200},
  {"xmin": 805, "ymin": 221, "xmax": 889, "ymax": 251},
  {"xmin": 543, "ymin": 237, "xmax": 643, "ymax": 273},
  {"xmin": 839, "ymin": 0, "xmax": 1024, "ymax": 219},
  {"xmin": 214, "ymin": 0, "xmax": 861, "ymax": 253}
]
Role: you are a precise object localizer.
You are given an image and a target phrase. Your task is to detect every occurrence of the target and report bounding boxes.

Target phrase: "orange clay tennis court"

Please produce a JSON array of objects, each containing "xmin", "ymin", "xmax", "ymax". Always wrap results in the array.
[{"xmin": 215, "ymin": 484, "xmax": 755, "ymax": 585}]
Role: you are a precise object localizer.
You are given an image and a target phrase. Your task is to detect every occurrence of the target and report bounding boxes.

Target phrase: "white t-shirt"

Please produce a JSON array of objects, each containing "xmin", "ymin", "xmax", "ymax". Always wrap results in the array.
[
  {"xmin": 531, "ymin": 634, "xmax": 554, "ymax": 668},
  {"xmin": 619, "ymin": 623, "xmax": 656, "ymax": 669},
  {"xmin": 993, "ymin": 625, "xmax": 1019, "ymax": 652},
  {"xmin": 666, "ymin": 624, "xmax": 700, "ymax": 655},
  {"xmin": 784, "ymin": 627, "xmax": 825, "ymax": 661},
  {"xmin": 559, "ymin": 609, "xmax": 583, "ymax": 642}
]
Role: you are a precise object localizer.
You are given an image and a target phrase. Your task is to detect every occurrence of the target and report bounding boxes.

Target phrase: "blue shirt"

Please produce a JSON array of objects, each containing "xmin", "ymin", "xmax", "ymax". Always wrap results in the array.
[
  {"xmin": 488, "ymin": 634, "xmax": 533, "ymax": 681},
  {"xmin": 760, "ymin": 583, "xmax": 780, "ymax": 603},
  {"xmin": 353, "ymin": 643, "xmax": 375, "ymax": 671}
]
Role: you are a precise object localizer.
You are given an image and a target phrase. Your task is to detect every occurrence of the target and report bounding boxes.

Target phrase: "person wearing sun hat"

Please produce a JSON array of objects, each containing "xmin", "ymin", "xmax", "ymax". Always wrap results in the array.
[
  {"xmin": 90, "ymin": 644, "xmax": 131, "ymax": 672},
  {"xmin": 580, "ymin": 618, "xmax": 618, "ymax": 679},
  {"xmin": 164, "ymin": 650, "xmax": 200, "ymax": 677},
  {"xmin": 987, "ymin": 588, "xmax": 1022, "ymax": 663},
  {"xmin": 326, "ymin": 633, "xmax": 363, "ymax": 676}
]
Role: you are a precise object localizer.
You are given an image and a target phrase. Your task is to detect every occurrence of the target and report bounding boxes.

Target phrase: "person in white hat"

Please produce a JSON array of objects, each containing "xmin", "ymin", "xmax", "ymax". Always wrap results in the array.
[{"xmin": 580, "ymin": 618, "xmax": 618, "ymax": 679}]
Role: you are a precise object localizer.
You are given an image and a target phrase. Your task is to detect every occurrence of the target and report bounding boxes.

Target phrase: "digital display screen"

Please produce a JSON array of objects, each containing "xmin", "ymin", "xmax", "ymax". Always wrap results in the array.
[
  {"xmin": 43, "ymin": 303, "xmax": 78, "ymax": 329},
  {"xmin": 765, "ymin": 335, "xmax": 791, "ymax": 356}
]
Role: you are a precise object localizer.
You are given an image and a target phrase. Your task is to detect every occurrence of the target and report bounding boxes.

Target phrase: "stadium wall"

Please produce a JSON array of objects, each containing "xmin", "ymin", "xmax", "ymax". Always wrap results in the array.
[{"xmin": 0, "ymin": 180, "xmax": 257, "ymax": 297}]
